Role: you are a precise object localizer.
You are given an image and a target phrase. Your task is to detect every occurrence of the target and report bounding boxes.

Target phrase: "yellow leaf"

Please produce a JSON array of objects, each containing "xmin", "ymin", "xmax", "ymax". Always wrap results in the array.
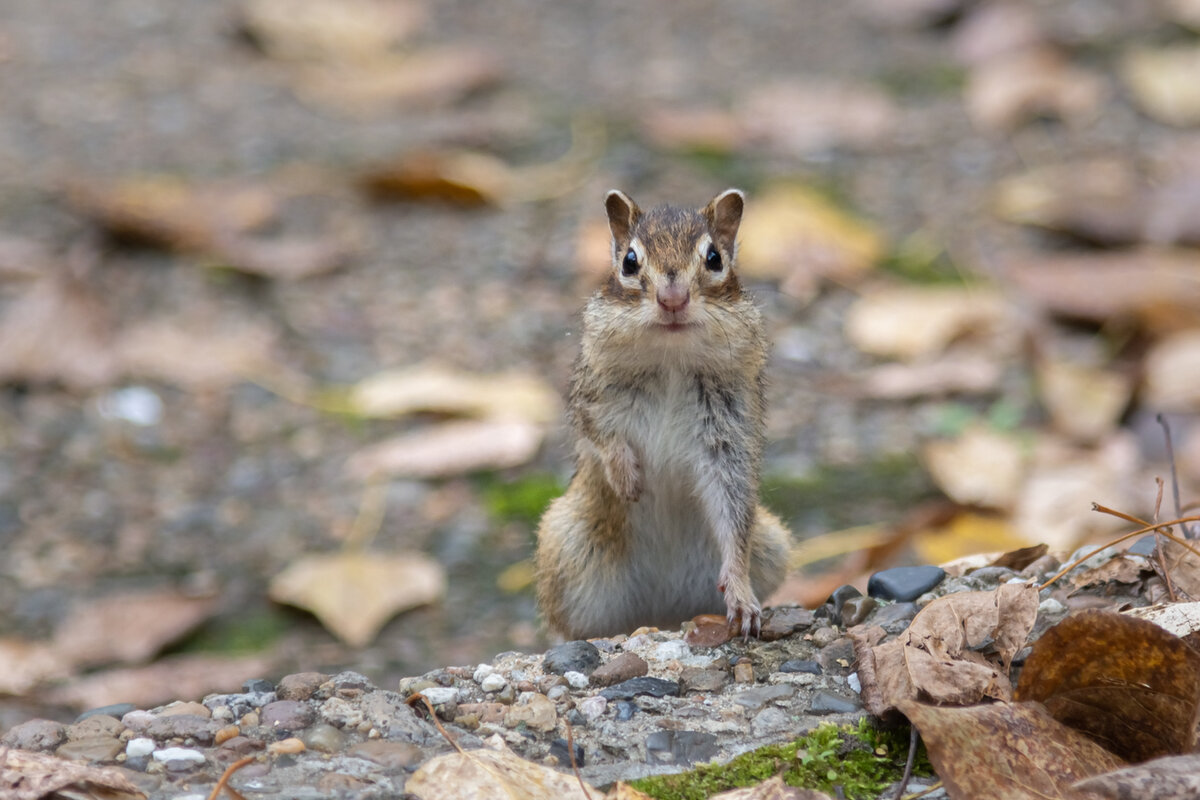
[
  {"xmin": 913, "ymin": 512, "xmax": 1032, "ymax": 567},
  {"xmin": 269, "ymin": 552, "xmax": 445, "ymax": 647}
]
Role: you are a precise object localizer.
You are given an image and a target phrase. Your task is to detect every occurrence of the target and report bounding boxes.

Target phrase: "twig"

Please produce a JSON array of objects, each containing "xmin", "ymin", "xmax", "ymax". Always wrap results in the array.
[
  {"xmin": 1040, "ymin": 513, "xmax": 1200, "ymax": 591},
  {"xmin": 891, "ymin": 726, "xmax": 920, "ymax": 800},
  {"xmin": 406, "ymin": 693, "xmax": 465, "ymax": 754},
  {"xmin": 565, "ymin": 719, "xmax": 594, "ymax": 800},
  {"xmin": 1153, "ymin": 477, "xmax": 1178, "ymax": 601},
  {"xmin": 1159, "ymin": 414, "xmax": 1194, "ymax": 540},
  {"xmin": 902, "ymin": 782, "xmax": 944, "ymax": 800},
  {"xmin": 205, "ymin": 756, "xmax": 254, "ymax": 800}
]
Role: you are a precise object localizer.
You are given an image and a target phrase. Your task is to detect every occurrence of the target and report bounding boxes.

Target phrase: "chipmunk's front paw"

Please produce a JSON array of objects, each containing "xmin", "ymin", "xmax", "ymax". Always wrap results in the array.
[
  {"xmin": 603, "ymin": 441, "xmax": 642, "ymax": 502},
  {"xmin": 718, "ymin": 573, "xmax": 762, "ymax": 640}
]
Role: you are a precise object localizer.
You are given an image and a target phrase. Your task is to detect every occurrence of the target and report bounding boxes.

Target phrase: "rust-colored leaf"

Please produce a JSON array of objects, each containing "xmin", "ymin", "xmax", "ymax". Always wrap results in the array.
[
  {"xmin": 361, "ymin": 148, "xmax": 513, "ymax": 206},
  {"xmin": 1014, "ymin": 610, "xmax": 1200, "ymax": 762},
  {"xmin": 901, "ymin": 700, "xmax": 1125, "ymax": 800},
  {"xmin": 987, "ymin": 543, "xmax": 1048, "ymax": 572}
]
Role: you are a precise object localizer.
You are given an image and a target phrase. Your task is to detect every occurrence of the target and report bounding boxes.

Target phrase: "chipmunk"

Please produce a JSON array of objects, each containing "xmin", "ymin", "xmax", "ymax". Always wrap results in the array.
[{"xmin": 535, "ymin": 188, "xmax": 791, "ymax": 640}]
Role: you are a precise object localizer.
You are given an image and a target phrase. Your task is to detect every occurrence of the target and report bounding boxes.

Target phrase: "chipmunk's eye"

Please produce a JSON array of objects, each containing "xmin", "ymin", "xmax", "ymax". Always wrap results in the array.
[
  {"xmin": 705, "ymin": 244, "xmax": 723, "ymax": 272},
  {"xmin": 622, "ymin": 248, "xmax": 639, "ymax": 276}
]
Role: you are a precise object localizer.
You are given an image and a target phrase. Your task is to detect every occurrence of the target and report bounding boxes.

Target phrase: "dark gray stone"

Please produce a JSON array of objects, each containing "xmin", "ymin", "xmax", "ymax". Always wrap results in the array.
[
  {"xmin": 543, "ymin": 640, "xmax": 602, "ymax": 675},
  {"xmin": 549, "ymin": 737, "xmax": 585, "ymax": 767},
  {"xmin": 679, "ymin": 666, "xmax": 728, "ymax": 693},
  {"xmin": 242, "ymin": 678, "xmax": 276, "ymax": 694},
  {"xmin": 1, "ymin": 718, "xmax": 65, "ymax": 751},
  {"xmin": 759, "ymin": 606, "xmax": 816, "ymax": 640},
  {"xmin": 645, "ymin": 730, "xmax": 718, "ymax": 765},
  {"xmin": 260, "ymin": 700, "xmax": 316, "ymax": 733},
  {"xmin": 868, "ymin": 565, "xmax": 946, "ymax": 601},
  {"xmin": 202, "ymin": 691, "xmax": 277, "ymax": 718},
  {"xmin": 615, "ymin": 701, "xmax": 637, "ymax": 721},
  {"xmin": 809, "ymin": 690, "xmax": 862, "ymax": 714},
  {"xmin": 870, "ymin": 601, "xmax": 918, "ymax": 632},
  {"xmin": 75, "ymin": 703, "xmax": 136, "ymax": 723},
  {"xmin": 599, "ymin": 677, "xmax": 680, "ymax": 701},
  {"xmin": 827, "ymin": 584, "xmax": 862, "ymax": 626},
  {"xmin": 732, "ymin": 684, "xmax": 795, "ymax": 711},
  {"xmin": 1128, "ymin": 535, "xmax": 1159, "ymax": 557},
  {"xmin": 840, "ymin": 595, "xmax": 877, "ymax": 627},
  {"xmin": 779, "ymin": 659, "xmax": 822, "ymax": 675}
]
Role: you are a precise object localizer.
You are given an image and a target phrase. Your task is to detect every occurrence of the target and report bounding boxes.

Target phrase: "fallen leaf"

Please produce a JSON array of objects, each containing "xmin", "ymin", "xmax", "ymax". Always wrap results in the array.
[
  {"xmin": 292, "ymin": 46, "xmax": 503, "ymax": 117},
  {"xmin": 407, "ymin": 736, "xmax": 597, "ymax": 800},
  {"xmin": 237, "ymin": 0, "xmax": 426, "ymax": 61},
  {"xmin": 1156, "ymin": 536, "xmax": 1200, "ymax": 602},
  {"xmin": 575, "ymin": 217, "xmax": 614, "ymax": 289},
  {"xmin": 1036, "ymin": 360, "xmax": 1132, "ymax": 444},
  {"xmin": 951, "ymin": 2, "xmax": 1045, "ymax": 66},
  {"xmin": 736, "ymin": 184, "xmax": 884, "ymax": 302},
  {"xmin": 51, "ymin": 589, "xmax": 219, "ymax": 670},
  {"xmin": 0, "ymin": 638, "xmax": 69, "ymax": 696},
  {"xmin": 923, "ymin": 425, "xmax": 1025, "ymax": 510},
  {"xmin": 1074, "ymin": 753, "xmax": 1200, "ymax": 799},
  {"xmin": 361, "ymin": 148, "xmax": 513, "ymax": 206},
  {"xmin": 965, "ymin": 48, "xmax": 1105, "ymax": 132},
  {"xmin": 1015, "ymin": 610, "xmax": 1200, "ymax": 762},
  {"xmin": 912, "ymin": 512, "xmax": 1032, "ymax": 567},
  {"xmin": 709, "ymin": 776, "xmax": 834, "ymax": 800},
  {"xmin": 1069, "ymin": 553, "xmax": 1152, "ymax": 590},
  {"xmin": 346, "ymin": 419, "xmax": 544, "ymax": 479},
  {"xmin": 987, "ymin": 543, "xmax": 1048, "ymax": 572},
  {"xmin": 116, "ymin": 317, "xmax": 277, "ymax": 390},
  {"xmin": 858, "ymin": 356, "xmax": 1003, "ymax": 399},
  {"xmin": 1, "ymin": 747, "xmax": 146, "ymax": 800},
  {"xmin": 856, "ymin": 582, "xmax": 1038, "ymax": 715},
  {"xmin": 739, "ymin": 80, "xmax": 900, "ymax": 154},
  {"xmin": 0, "ymin": 273, "xmax": 118, "ymax": 388},
  {"xmin": 1121, "ymin": 45, "xmax": 1200, "ymax": 127},
  {"xmin": 1143, "ymin": 329, "xmax": 1200, "ymax": 412},
  {"xmin": 640, "ymin": 107, "xmax": 743, "ymax": 154},
  {"xmin": 845, "ymin": 286, "xmax": 1011, "ymax": 361},
  {"xmin": 211, "ymin": 233, "xmax": 354, "ymax": 279},
  {"xmin": 900, "ymin": 700, "xmax": 1125, "ymax": 800},
  {"xmin": 1005, "ymin": 249, "xmax": 1200, "ymax": 329},
  {"xmin": 44, "ymin": 652, "xmax": 275, "ymax": 710},
  {"xmin": 1124, "ymin": 601, "xmax": 1200, "ymax": 639},
  {"xmin": 348, "ymin": 364, "xmax": 560, "ymax": 423},
  {"xmin": 269, "ymin": 551, "xmax": 446, "ymax": 647}
]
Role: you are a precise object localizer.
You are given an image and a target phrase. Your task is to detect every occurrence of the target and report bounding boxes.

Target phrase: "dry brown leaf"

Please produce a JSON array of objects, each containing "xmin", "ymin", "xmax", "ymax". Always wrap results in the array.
[
  {"xmin": 845, "ymin": 286, "xmax": 1010, "ymax": 361},
  {"xmin": 345, "ymin": 419, "xmax": 544, "ymax": 479},
  {"xmin": 44, "ymin": 652, "xmax": 275, "ymax": 710},
  {"xmin": 361, "ymin": 149, "xmax": 513, "ymax": 206},
  {"xmin": 858, "ymin": 356, "xmax": 1002, "ymax": 399},
  {"xmin": 0, "ymin": 273, "xmax": 118, "ymax": 389},
  {"xmin": 1036, "ymin": 360, "xmax": 1132, "ymax": 444},
  {"xmin": 739, "ymin": 81, "xmax": 900, "ymax": 154},
  {"xmin": 1015, "ymin": 610, "xmax": 1200, "ymax": 762},
  {"xmin": 211, "ymin": 233, "xmax": 353, "ymax": 279},
  {"xmin": 1, "ymin": 747, "xmax": 146, "ymax": 800},
  {"xmin": 237, "ymin": 0, "xmax": 426, "ymax": 61},
  {"xmin": 992, "ymin": 160, "xmax": 1145, "ymax": 245},
  {"xmin": 912, "ymin": 512, "xmax": 1032, "ymax": 568},
  {"xmin": 1121, "ymin": 46, "xmax": 1200, "ymax": 127},
  {"xmin": 116, "ymin": 317, "xmax": 277, "ymax": 390},
  {"xmin": 269, "ymin": 551, "xmax": 446, "ymax": 647},
  {"xmin": 293, "ymin": 46, "xmax": 503, "ymax": 117},
  {"xmin": 348, "ymin": 363, "xmax": 560, "ymax": 423},
  {"xmin": 640, "ymin": 107, "xmax": 743, "ymax": 154},
  {"xmin": 1069, "ymin": 553, "xmax": 1151, "ymax": 590},
  {"xmin": 1074, "ymin": 753, "xmax": 1200, "ymax": 799},
  {"xmin": 856, "ymin": 582, "xmax": 1038, "ymax": 715},
  {"xmin": 1005, "ymin": 249, "xmax": 1200, "ymax": 329},
  {"xmin": 900, "ymin": 700, "xmax": 1125, "ymax": 800},
  {"xmin": 1124, "ymin": 601, "xmax": 1200, "ymax": 638},
  {"xmin": 987, "ymin": 543, "xmax": 1049, "ymax": 572},
  {"xmin": 66, "ymin": 176, "xmax": 277, "ymax": 252},
  {"xmin": 0, "ymin": 638, "xmax": 69, "ymax": 696},
  {"xmin": 923, "ymin": 425, "xmax": 1025, "ymax": 510},
  {"xmin": 951, "ymin": 2, "xmax": 1045, "ymax": 66},
  {"xmin": 737, "ymin": 184, "xmax": 884, "ymax": 302},
  {"xmin": 1156, "ymin": 536, "xmax": 1200, "ymax": 601},
  {"xmin": 709, "ymin": 776, "xmax": 834, "ymax": 800},
  {"xmin": 1143, "ymin": 329, "xmax": 1200, "ymax": 412},
  {"xmin": 407, "ymin": 736, "xmax": 597, "ymax": 800},
  {"xmin": 965, "ymin": 47, "xmax": 1105, "ymax": 132},
  {"xmin": 51, "ymin": 589, "xmax": 219, "ymax": 670}
]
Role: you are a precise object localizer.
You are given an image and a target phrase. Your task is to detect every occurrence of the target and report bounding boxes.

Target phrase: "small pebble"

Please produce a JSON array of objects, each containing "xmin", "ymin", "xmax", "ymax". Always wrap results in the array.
[
  {"xmin": 577, "ymin": 695, "xmax": 607, "ymax": 721},
  {"xmin": 589, "ymin": 652, "xmax": 648, "ymax": 687},
  {"xmin": 733, "ymin": 661, "xmax": 755, "ymax": 683},
  {"xmin": 126, "ymin": 738, "xmax": 156, "ymax": 758},
  {"xmin": 549, "ymin": 738, "xmax": 585, "ymax": 767},
  {"xmin": 615, "ymin": 701, "xmax": 637, "ymax": 721},
  {"xmin": 347, "ymin": 740, "xmax": 424, "ymax": 769},
  {"xmin": 473, "ymin": 664, "xmax": 495, "ymax": 684},
  {"xmin": 152, "ymin": 747, "xmax": 206, "ymax": 765},
  {"xmin": 1038, "ymin": 597, "xmax": 1067, "ymax": 616},
  {"xmin": 651, "ymin": 640, "xmax": 691, "ymax": 661},
  {"xmin": 302, "ymin": 724, "xmax": 344, "ymax": 753},
  {"xmin": 809, "ymin": 690, "xmax": 862, "ymax": 714},
  {"xmin": 599, "ymin": 677, "xmax": 680, "ymax": 701},
  {"xmin": 243, "ymin": 678, "xmax": 276, "ymax": 694},
  {"xmin": 1, "ymin": 719, "xmax": 66, "ymax": 751},
  {"xmin": 809, "ymin": 626, "xmax": 839, "ymax": 647},
  {"xmin": 868, "ymin": 565, "xmax": 946, "ymax": 601},
  {"xmin": 480, "ymin": 673, "xmax": 507, "ymax": 693},
  {"xmin": 416, "ymin": 687, "xmax": 459, "ymax": 706},
  {"xmin": 645, "ymin": 730, "xmax": 717, "ymax": 766},
  {"xmin": 839, "ymin": 595, "xmax": 877, "ymax": 627},
  {"xmin": 543, "ymin": 640, "xmax": 602, "ymax": 675},
  {"xmin": 733, "ymin": 684, "xmax": 794, "ymax": 711},
  {"xmin": 679, "ymin": 667, "xmax": 728, "ymax": 693},
  {"xmin": 778, "ymin": 659, "xmax": 821, "ymax": 675},
  {"xmin": 260, "ymin": 700, "xmax": 315, "ymax": 733},
  {"xmin": 848, "ymin": 672, "xmax": 861, "ymax": 693},
  {"xmin": 158, "ymin": 701, "xmax": 210, "ymax": 718},
  {"xmin": 759, "ymin": 606, "xmax": 816, "ymax": 641},
  {"xmin": 75, "ymin": 703, "xmax": 137, "ymax": 723},
  {"xmin": 276, "ymin": 672, "xmax": 328, "ymax": 702},
  {"xmin": 563, "ymin": 670, "xmax": 589, "ymax": 690},
  {"xmin": 546, "ymin": 685, "xmax": 569, "ymax": 701},
  {"xmin": 267, "ymin": 737, "xmax": 306, "ymax": 755}
]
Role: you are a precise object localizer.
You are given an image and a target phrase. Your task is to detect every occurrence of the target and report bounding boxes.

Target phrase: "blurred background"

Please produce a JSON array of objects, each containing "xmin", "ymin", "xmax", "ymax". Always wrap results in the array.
[{"xmin": 3, "ymin": 0, "xmax": 1200, "ymax": 725}]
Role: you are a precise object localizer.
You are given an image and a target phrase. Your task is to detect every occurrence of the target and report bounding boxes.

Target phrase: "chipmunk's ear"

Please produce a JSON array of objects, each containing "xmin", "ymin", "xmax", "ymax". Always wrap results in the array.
[
  {"xmin": 605, "ymin": 190, "xmax": 641, "ymax": 244},
  {"xmin": 704, "ymin": 189, "xmax": 744, "ymax": 251}
]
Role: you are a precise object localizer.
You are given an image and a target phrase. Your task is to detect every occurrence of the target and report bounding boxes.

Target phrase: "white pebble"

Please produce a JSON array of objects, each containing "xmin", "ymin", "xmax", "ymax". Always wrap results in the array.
[
  {"xmin": 563, "ymin": 670, "xmax": 589, "ymax": 689},
  {"xmin": 652, "ymin": 640, "xmax": 691, "ymax": 662},
  {"xmin": 98, "ymin": 386, "xmax": 163, "ymax": 426},
  {"xmin": 1038, "ymin": 597, "xmax": 1067, "ymax": 616},
  {"xmin": 126, "ymin": 737, "xmax": 156, "ymax": 758},
  {"xmin": 547, "ymin": 685, "xmax": 569, "ymax": 701},
  {"xmin": 578, "ymin": 695, "xmax": 607, "ymax": 721},
  {"xmin": 418, "ymin": 687, "xmax": 459, "ymax": 705},
  {"xmin": 480, "ymin": 673, "xmax": 507, "ymax": 693},
  {"xmin": 152, "ymin": 747, "xmax": 206, "ymax": 764},
  {"xmin": 473, "ymin": 664, "xmax": 495, "ymax": 684}
]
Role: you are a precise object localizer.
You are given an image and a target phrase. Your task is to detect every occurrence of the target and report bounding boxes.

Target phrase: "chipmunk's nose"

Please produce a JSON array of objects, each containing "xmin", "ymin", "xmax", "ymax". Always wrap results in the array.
[{"xmin": 657, "ymin": 282, "xmax": 690, "ymax": 313}]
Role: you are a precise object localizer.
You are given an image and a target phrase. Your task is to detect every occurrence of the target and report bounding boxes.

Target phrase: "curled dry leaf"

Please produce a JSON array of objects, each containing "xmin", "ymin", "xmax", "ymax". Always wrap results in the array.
[
  {"xmin": 737, "ymin": 184, "xmax": 884, "ymax": 302},
  {"xmin": 1143, "ymin": 329, "xmax": 1200, "ymax": 412},
  {"xmin": 349, "ymin": 363, "xmax": 561, "ymax": 423},
  {"xmin": 1073, "ymin": 753, "xmax": 1200, "ymax": 799},
  {"xmin": 406, "ymin": 735, "xmax": 597, "ymax": 800},
  {"xmin": 237, "ymin": 0, "xmax": 427, "ymax": 61},
  {"xmin": 52, "ymin": 590, "xmax": 219, "ymax": 670},
  {"xmin": 1035, "ymin": 360, "xmax": 1132, "ymax": 444},
  {"xmin": 44, "ymin": 652, "xmax": 276, "ymax": 711},
  {"xmin": 361, "ymin": 149, "xmax": 512, "ymax": 206},
  {"xmin": 845, "ymin": 286, "xmax": 1010, "ymax": 361},
  {"xmin": 922, "ymin": 425, "xmax": 1025, "ymax": 510},
  {"xmin": 0, "ymin": 638, "xmax": 69, "ymax": 696},
  {"xmin": 345, "ymin": 419, "xmax": 544, "ymax": 479},
  {"xmin": 1, "ymin": 747, "xmax": 146, "ymax": 800},
  {"xmin": 269, "ymin": 551, "xmax": 446, "ymax": 647},
  {"xmin": 1014, "ymin": 610, "xmax": 1200, "ymax": 762},
  {"xmin": 855, "ymin": 582, "xmax": 1038, "ymax": 715},
  {"xmin": 900, "ymin": 700, "xmax": 1125, "ymax": 800},
  {"xmin": 858, "ymin": 356, "xmax": 1003, "ymax": 400},
  {"xmin": 965, "ymin": 48, "xmax": 1105, "ymax": 133},
  {"xmin": 1121, "ymin": 46, "xmax": 1200, "ymax": 127},
  {"xmin": 1155, "ymin": 535, "xmax": 1200, "ymax": 602},
  {"xmin": 1005, "ymin": 249, "xmax": 1200, "ymax": 329}
]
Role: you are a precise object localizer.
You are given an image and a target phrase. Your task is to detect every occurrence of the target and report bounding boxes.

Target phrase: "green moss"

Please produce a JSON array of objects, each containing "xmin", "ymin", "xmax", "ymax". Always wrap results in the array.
[
  {"xmin": 479, "ymin": 472, "xmax": 565, "ymax": 525},
  {"xmin": 877, "ymin": 233, "xmax": 968, "ymax": 284},
  {"xmin": 630, "ymin": 720, "xmax": 930, "ymax": 800},
  {"xmin": 169, "ymin": 607, "xmax": 291, "ymax": 656}
]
